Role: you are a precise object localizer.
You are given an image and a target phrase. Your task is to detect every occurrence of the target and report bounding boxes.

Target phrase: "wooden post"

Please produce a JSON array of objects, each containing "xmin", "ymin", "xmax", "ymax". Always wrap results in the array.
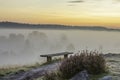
[
  {"xmin": 64, "ymin": 54, "xmax": 68, "ymax": 58},
  {"xmin": 47, "ymin": 56, "xmax": 52, "ymax": 62}
]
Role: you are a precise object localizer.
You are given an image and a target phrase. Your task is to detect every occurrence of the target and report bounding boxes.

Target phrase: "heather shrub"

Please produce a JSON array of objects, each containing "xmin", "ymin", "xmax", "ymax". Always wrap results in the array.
[
  {"xmin": 43, "ymin": 72, "xmax": 57, "ymax": 80},
  {"xmin": 59, "ymin": 50, "xmax": 106, "ymax": 79},
  {"xmin": 43, "ymin": 71, "xmax": 62, "ymax": 80}
]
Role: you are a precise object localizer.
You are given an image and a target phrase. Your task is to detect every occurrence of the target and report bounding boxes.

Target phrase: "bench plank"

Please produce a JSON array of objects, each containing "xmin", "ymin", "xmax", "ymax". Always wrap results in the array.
[
  {"xmin": 40, "ymin": 52, "xmax": 73, "ymax": 57},
  {"xmin": 40, "ymin": 52, "xmax": 73, "ymax": 62}
]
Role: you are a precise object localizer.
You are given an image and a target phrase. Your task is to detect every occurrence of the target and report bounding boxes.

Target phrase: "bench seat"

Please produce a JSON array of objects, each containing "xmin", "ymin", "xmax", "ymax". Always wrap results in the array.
[{"xmin": 40, "ymin": 52, "xmax": 73, "ymax": 62}]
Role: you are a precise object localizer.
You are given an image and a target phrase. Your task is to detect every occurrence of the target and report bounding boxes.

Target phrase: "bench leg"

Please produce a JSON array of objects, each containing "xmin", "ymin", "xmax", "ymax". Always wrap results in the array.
[
  {"xmin": 47, "ymin": 57, "xmax": 52, "ymax": 62},
  {"xmin": 64, "ymin": 54, "xmax": 68, "ymax": 58}
]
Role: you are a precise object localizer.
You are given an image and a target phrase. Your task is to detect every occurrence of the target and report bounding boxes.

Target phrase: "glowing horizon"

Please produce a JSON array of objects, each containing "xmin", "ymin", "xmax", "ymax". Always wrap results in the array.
[{"xmin": 1, "ymin": 0, "xmax": 120, "ymax": 28}]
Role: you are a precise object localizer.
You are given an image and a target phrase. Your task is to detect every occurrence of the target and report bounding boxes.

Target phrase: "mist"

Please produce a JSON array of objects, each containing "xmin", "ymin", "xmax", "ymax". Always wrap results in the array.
[
  {"xmin": 0, "ymin": 30, "xmax": 75, "ymax": 67},
  {"xmin": 0, "ymin": 29, "xmax": 120, "ymax": 67}
]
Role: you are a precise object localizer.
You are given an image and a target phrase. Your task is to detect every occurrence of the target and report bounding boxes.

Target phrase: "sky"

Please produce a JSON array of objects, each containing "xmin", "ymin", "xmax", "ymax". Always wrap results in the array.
[{"xmin": 0, "ymin": 0, "xmax": 120, "ymax": 28}]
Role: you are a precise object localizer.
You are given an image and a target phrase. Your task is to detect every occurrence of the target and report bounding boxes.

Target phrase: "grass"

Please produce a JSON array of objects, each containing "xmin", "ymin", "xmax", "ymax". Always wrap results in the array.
[
  {"xmin": 107, "ymin": 59, "xmax": 119, "ymax": 62},
  {"xmin": 0, "ymin": 63, "xmax": 41, "ymax": 77},
  {"xmin": 90, "ymin": 73, "xmax": 108, "ymax": 80},
  {"xmin": 0, "ymin": 51, "xmax": 109, "ymax": 80},
  {"xmin": 37, "ymin": 72, "xmax": 108, "ymax": 80},
  {"xmin": 41, "ymin": 50, "xmax": 108, "ymax": 80},
  {"xmin": 59, "ymin": 50, "xmax": 106, "ymax": 79},
  {"xmin": 0, "ymin": 58, "xmax": 61, "ymax": 77}
]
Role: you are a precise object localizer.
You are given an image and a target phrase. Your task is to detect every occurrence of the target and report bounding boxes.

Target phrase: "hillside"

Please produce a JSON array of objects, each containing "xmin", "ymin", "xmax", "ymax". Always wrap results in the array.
[{"xmin": 0, "ymin": 22, "xmax": 120, "ymax": 32}]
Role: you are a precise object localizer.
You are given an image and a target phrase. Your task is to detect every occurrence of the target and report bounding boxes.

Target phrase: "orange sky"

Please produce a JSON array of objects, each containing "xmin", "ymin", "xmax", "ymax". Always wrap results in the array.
[{"xmin": 0, "ymin": 0, "xmax": 120, "ymax": 28}]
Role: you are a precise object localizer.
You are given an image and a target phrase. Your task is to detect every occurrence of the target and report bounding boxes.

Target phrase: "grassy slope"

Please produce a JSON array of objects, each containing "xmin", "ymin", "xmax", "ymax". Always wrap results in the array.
[{"xmin": 0, "ymin": 58, "xmax": 61, "ymax": 77}]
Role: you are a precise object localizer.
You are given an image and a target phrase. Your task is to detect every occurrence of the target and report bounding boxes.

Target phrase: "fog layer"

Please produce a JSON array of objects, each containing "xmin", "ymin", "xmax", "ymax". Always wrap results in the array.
[{"xmin": 0, "ymin": 29, "xmax": 120, "ymax": 67}]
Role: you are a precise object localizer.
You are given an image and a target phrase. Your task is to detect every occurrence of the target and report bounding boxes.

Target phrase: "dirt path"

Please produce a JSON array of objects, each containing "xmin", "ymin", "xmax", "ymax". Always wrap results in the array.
[{"xmin": 1, "ymin": 62, "xmax": 60, "ymax": 80}]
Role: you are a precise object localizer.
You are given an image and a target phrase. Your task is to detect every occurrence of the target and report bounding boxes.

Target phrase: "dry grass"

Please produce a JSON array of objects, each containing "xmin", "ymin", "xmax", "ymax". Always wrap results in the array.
[{"xmin": 59, "ymin": 50, "xmax": 106, "ymax": 79}]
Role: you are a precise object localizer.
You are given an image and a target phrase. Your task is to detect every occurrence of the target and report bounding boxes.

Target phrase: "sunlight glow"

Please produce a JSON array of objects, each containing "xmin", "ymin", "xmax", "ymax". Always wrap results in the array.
[{"xmin": 0, "ymin": 0, "xmax": 120, "ymax": 27}]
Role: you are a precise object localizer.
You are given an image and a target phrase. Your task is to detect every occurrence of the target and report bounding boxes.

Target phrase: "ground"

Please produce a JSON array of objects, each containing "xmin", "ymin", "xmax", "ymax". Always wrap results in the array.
[
  {"xmin": 1, "ymin": 55, "xmax": 120, "ymax": 80},
  {"xmin": 106, "ymin": 56, "xmax": 120, "ymax": 80}
]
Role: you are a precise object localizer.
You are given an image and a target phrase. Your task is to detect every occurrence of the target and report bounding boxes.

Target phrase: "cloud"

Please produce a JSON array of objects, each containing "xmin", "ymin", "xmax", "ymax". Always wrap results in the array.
[
  {"xmin": 68, "ymin": 0, "xmax": 84, "ymax": 3},
  {"xmin": 116, "ymin": 0, "xmax": 120, "ymax": 1}
]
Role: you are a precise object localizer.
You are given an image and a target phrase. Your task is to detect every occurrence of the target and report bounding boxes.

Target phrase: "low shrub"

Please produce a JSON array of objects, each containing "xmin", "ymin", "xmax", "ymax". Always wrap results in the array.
[
  {"xmin": 43, "ymin": 71, "xmax": 62, "ymax": 80},
  {"xmin": 43, "ymin": 72, "xmax": 56, "ymax": 80},
  {"xmin": 59, "ymin": 50, "xmax": 106, "ymax": 79}
]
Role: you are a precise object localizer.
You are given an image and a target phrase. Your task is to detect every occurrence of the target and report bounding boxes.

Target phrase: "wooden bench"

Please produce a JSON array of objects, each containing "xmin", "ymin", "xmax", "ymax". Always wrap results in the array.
[{"xmin": 40, "ymin": 52, "xmax": 73, "ymax": 62}]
